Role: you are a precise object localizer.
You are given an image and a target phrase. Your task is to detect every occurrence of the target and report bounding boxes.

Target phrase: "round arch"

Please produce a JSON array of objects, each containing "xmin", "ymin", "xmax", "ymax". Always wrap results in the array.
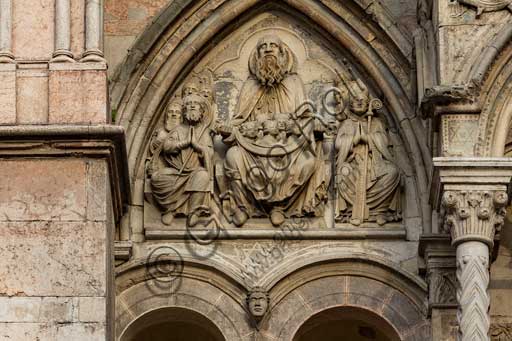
[
  {"xmin": 115, "ymin": 267, "xmax": 253, "ymax": 341},
  {"xmin": 109, "ymin": 0, "xmax": 431, "ymax": 237},
  {"xmin": 119, "ymin": 307, "xmax": 226, "ymax": 341},
  {"xmin": 292, "ymin": 306, "xmax": 401, "ymax": 341},
  {"xmin": 257, "ymin": 259, "xmax": 429, "ymax": 340}
]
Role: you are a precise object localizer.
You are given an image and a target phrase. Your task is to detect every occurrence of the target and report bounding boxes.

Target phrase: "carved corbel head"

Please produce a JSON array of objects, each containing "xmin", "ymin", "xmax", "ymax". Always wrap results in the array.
[{"xmin": 246, "ymin": 287, "xmax": 269, "ymax": 324}]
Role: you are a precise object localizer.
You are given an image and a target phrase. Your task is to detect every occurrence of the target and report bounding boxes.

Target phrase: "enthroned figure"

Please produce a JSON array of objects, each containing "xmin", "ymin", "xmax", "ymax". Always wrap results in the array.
[
  {"xmin": 150, "ymin": 93, "xmax": 214, "ymax": 226},
  {"xmin": 334, "ymin": 70, "xmax": 401, "ymax": 226},
  {"xmin": 217, "ymin": 35, "xmax": 328, "ymax": 227}
]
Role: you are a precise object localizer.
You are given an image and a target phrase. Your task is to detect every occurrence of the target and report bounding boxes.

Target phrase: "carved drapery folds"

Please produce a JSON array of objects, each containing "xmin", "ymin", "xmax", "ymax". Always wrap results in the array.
[
  {"xmin": 442, "ymin": 190, "xmax": 508, "ymax": 246},
  {"xmin": 145, "ymin": 34, "xmax": 404, "ymax": 229},
  {"xmin": 334, "ymin": 65, "xmax": 401, "ymax": 226},
  {"xmin": 148, "ymin": 70, "xmax": 216, "ymax": 226}
]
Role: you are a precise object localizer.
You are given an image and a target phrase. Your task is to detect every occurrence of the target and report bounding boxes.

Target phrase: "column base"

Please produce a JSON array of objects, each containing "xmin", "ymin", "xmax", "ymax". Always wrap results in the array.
[
  {"xmin": 0, "ymin": 51, "xmax": 15, "ymax": 63},
  {"xmin": 51, "ymin": 50, "xmax": 75, "ymax": 63},
  {"xmin": 81, "ymin": 49, "xmax": 106, "ymax": 63}
]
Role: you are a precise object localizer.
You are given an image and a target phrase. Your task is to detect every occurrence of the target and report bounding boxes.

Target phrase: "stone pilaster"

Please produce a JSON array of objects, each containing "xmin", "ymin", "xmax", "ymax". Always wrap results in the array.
[
  {"xmin": 420, "ymin": 234, "xmax": 458, "ymax": 341},
  {"xmin": 432, "ymin": 158, "xmax": 512, "ymax": 341}
]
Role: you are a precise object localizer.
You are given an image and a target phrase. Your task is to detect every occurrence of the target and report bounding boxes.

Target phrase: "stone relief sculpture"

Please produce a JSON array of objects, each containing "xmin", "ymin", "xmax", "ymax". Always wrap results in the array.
[
  {"xmin": 429, "ymin": 270, "xmax": 457, "ymax": 305},
  {"xmin": 149, "ymin": 73, "xmax": 216, "ymax": 226},
  {"xmin": 491, "ymin": 323, "xmax": 512, "ymax": 340},
  {"xmin": 334, "ymin": 67, "xmax": 402, "ymax": 226},
  {"xmin": 246, "ymin": 287, "xmax": 269, "ymax": 324},
  {"xmin": 456, "ymin": 0, "xmax": 512, "ymax": 16},
  {"xmin": 216, "ymin": 35, "xmax": 329, "ymax": 227},
  {"xmin": 145, "ymin": 33, "xmax": 405, "ymax": 230}
]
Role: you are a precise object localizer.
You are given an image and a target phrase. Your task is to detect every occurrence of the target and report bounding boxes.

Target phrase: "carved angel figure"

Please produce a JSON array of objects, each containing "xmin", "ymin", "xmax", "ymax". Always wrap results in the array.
[
  {"xmin": 217, "ymin": 35, "xmax": 328, "ymax": 227},
  {"xmin": 334, "ymin": 69, "xmax": 401, "ymax": 226}
]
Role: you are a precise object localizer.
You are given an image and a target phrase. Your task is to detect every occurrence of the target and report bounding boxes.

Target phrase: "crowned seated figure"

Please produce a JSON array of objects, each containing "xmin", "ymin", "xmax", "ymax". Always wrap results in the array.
[{"xmin": 217, "ymin": 35, "xmax": 328, "ymax": 227}]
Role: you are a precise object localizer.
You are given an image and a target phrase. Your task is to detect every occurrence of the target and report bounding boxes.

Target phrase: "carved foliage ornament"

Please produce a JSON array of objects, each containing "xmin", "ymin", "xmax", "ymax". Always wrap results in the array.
[
  {"xmin": 441, "ymin": 190, "xmax": 508, "ymax": 246},
  {"xmin": 491, "ymin": 323, "xmax": 512, "ymax": 340},
  {"xmin": 457, "ymin": 0, "xmax": 512, "ymax": 16},
  {"xmin": 429, "ymin": 270, "xmax": 457, "ymax": 305}
]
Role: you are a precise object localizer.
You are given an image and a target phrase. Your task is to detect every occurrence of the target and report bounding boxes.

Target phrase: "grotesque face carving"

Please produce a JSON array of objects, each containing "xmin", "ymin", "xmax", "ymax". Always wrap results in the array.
[
  {"xmin": 165, "ymin": 101, "xmax": 182, "ymax": 131},
  {"xmin": 183, "ymin": 94, "xmax": 206, "ymax": 124},
  {"xmin": 247, "ymin": 289, "xmax": 269, "ymax": 320}
]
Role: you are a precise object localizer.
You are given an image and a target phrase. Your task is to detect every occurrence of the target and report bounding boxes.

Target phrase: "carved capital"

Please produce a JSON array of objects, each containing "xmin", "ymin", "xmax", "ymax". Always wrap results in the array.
[{"xmin": 441, "ymin": 190, "xmax": 508, "ymax": 247}]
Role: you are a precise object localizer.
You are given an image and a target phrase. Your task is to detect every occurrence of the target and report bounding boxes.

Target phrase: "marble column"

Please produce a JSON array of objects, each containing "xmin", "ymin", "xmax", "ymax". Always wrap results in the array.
[
  {"xmin": 442, "ymin": 189, "xmax": 508, "ymax": 341},
  {"xmin": 81, "ymin": 0, "xmax": 105, "ymax": 62},
  {"xmin": 0, "ymin": 0, "xmax": 14, "ymax": 63},
  {"xmin": 432, "ymin": 158, "xmax": 512, "ymax": 341},
  {"xmin": 51, "ymin": 0, "xmax": 74, "ymax": 62}
]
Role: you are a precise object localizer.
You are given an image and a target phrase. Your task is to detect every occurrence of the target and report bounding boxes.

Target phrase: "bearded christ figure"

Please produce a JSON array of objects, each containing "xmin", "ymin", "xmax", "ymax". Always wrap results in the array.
[{"xmin": 218, "ymin": 36, "xmax": 328, "ymax": 227}]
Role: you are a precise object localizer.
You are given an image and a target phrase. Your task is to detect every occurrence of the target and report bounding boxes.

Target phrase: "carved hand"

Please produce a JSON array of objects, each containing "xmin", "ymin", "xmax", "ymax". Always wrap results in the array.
[{"xmin": 177, "ymin": 140, "xmax": 189, "ymax": 150}]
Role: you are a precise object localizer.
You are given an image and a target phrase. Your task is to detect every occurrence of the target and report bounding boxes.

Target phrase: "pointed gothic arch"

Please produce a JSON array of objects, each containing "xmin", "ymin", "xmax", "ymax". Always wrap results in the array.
[{"xmin": 109, "ymin": 0, "xmax": 432, "ymax": 237}]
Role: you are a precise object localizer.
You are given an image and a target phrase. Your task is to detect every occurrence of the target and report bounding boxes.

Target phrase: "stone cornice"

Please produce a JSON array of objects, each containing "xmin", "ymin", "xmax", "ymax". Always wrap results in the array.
[
  {"xmin": 0, "ymin": 125, "xmax": 131, "ymax": 222},
  {"xmin": 420, "ymin": 82, "xmax": 481, "ymax": 118},
  {"xmin": 430, "ymin": 157, "xmax": 512, "ymax": 210}
]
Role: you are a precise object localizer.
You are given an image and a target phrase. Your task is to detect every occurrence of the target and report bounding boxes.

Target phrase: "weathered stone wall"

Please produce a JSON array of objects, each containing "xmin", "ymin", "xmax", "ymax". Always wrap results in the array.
[
  {"xmin": 0, "ymin": 159, "xmax": 112, "ymax": 339},
  {"xmin": 104, "ymin": 0, "xmax": 420, "ymax": 79},
  {"xmin": 0, "ymin": 0, "xmax": 127, "ymax": 340},
  {"xmin": 1, "ymin": 0, "xmax": 512, "ymax": 340},
  {"xmin": 105, "ymin": 0, "xmax": 169, "ymax": 77}
]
